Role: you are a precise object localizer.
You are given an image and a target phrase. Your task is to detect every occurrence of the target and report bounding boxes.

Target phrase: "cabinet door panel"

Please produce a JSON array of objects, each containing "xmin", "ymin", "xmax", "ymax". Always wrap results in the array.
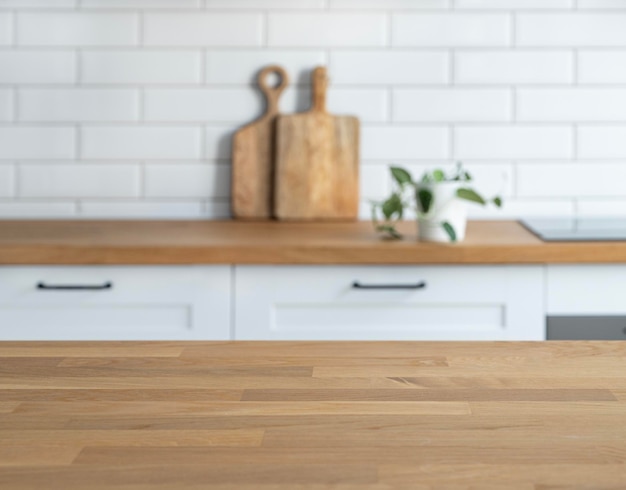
[
  {"xmin": 548, "ymin": 265, "xmax": 626, "ymax": 315},
  {"xmin": 235, "ymin": 265, "xmax": 544, "ymax": 340},
  {"xmin": 0, "ymin": 266, "xmax": 231, "ymax": 340}
]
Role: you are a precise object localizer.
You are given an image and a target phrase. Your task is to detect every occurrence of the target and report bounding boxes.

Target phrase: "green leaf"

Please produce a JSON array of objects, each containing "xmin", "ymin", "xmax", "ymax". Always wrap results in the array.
[
  {"xmin": 381, "ymin": 193, "xmax": 403, "ymax": 220},
  {"xmin": 390, "ymin": 167, "xmax": 412, "ymax": 186},
  {"xmin": 493, "ymin": 196, "xmax": 503, "ymax": 208},
  {"xmin": 463, "ymin": 171, "xmax": 472, "ymax": 181},
  {"xmin": 456, "ymin": 187, "xmax": 486, "ymax": 205},
  {"xmin": 442, "ymin": 222, "xmax": 457, "ymax": 242},
  {"xmin": 432, "ymin": 169, "xmax": 445, "ymax": 182},
  {"xmin": 417, "ymin": 188, "xmax": 433, "ymax": 214},
  {"xmin": 376, "ymin": 224, "xmax": 402, "ymax": 240}
]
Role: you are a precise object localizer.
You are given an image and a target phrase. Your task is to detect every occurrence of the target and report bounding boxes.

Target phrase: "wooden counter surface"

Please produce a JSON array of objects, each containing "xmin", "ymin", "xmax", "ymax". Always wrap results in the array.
[
  {"xmin": 0, "ymin": 219, "xmax": 623, "ymax": 264},
  {"xmin": 1, "ymin": 341, "xmax": 626, "ymax": 489}
]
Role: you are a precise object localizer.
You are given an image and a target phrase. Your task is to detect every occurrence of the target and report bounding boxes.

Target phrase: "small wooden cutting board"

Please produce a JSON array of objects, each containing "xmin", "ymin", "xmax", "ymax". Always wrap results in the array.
[
  {"xmin": 232, "ymin": 65, "xmax": 288, "ymax": 219},
  {"xmin": 274, "ymin": 67, "xmax": 359, "ymax": 221}
]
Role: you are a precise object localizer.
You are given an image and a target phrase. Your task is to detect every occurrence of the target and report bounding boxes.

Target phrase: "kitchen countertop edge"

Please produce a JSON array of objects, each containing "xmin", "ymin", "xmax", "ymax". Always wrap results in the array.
[{"xmin": 0, "ymin": 219, "xmax": 623, "ymax": 265}]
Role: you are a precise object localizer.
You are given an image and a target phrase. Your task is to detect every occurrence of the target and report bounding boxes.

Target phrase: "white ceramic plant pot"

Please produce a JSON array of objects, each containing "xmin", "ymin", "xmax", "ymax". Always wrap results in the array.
[{"xmin": 416, "ymin": 181, "xmax": 468, "ymax": 243}]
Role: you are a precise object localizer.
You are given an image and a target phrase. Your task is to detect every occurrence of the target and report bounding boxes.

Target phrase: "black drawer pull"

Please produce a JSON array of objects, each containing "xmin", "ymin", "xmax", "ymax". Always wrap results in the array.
[
  {"xmin": 36, "ymin": 282, "xmax": 113, "ymax": 291},
  {"xmin": 352, "ymin": 281, "xmax": 426, "ymax": 290}
]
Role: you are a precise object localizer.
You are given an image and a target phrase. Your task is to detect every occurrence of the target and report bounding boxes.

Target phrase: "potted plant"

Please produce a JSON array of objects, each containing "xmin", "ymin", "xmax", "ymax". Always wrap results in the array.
[{"xmin": 371, "ymin": 163, "xmax": 502, "ymax": 243}]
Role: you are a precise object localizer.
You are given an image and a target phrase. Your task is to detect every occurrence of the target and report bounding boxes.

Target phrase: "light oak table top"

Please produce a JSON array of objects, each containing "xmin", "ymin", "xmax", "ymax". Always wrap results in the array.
[
  {"xmin": 1, "ymin": 341, "xmax": 626, "ymax": 489},
  {"xmin": 0, "ymin": 219, "xmax": 624, "ymax": 264}
]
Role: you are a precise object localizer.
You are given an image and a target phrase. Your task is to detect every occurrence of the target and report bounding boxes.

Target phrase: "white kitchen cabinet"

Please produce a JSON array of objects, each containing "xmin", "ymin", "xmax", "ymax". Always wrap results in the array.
[
  {"xmin": 234, "ymin": 265, "xmax": 545, "ymax": 341},
  {"xmin": 547, "ymin": 264, "xmax": 626, "ymax": 315},
  {"xmin": 0, "ymin": 266, "xmax": 231, "ymax": 340}
]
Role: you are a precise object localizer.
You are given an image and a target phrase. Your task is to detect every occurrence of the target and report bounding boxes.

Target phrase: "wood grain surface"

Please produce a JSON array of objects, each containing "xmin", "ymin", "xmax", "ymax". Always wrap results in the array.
[
  {"xmin": 232, "ymin": 65, "xmax": 288, "ymax": 219},
  {"xmin": 4, "ymin": 219, "xmax": 626, "ymax": 265},
  {"xmin": 274, "ymin": 67, "xmax": 359, "ymax": 221},
  {"xmin": 1, "ymin": 341, "xmax": 626, "ymax": 489}
]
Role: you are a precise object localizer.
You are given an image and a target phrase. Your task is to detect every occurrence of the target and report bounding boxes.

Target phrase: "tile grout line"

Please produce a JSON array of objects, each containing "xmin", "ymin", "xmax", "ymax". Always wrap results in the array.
[
  {"xmin": 11, "ymin": 160, "xmax": 18, "ymax": 198},
  {"xmin": 11, "ymin": 85, "xmax": 17, "ymax": 122},
  {"xmin": 262, "ymin": 11, "xmax": 269, "ymax": 48},
  {"xmin": 10, "ymin": 10, "xmax": 16, "ymax": 47}
]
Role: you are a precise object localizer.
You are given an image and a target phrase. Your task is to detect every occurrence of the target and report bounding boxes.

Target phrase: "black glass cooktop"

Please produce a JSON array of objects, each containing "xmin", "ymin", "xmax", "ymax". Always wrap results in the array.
[{"xmin": 520, "ymin": 218, "xmax": 626, "ymax": 242}]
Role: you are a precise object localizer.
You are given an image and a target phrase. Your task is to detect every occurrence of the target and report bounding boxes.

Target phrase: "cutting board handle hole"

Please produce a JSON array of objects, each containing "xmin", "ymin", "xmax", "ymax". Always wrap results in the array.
[{"xmin": 258, "ymin": 66, "xmax": 289, "ymax": 94}]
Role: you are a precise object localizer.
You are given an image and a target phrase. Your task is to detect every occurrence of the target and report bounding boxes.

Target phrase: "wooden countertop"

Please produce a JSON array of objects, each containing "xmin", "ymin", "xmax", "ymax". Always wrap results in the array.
[
  {"xmin": 0, "ymin": 219, "xmax": 625, "ymax": 264},
  {"xmin": 1, "ymin": 341, "xmax": 625, "ymax": 489}
]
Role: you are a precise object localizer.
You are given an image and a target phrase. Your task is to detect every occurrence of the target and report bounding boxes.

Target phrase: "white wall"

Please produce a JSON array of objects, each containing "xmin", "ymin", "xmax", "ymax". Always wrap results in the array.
[{"xmin": 0, "ymin": 0, "xmax": 624, "ymax": 220}]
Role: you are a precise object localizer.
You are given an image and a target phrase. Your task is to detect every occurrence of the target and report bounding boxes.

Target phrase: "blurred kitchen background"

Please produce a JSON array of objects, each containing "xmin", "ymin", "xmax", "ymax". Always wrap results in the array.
[{"xmin": 0, "ymin": 0, "xmax": 623, "ymax": 220}]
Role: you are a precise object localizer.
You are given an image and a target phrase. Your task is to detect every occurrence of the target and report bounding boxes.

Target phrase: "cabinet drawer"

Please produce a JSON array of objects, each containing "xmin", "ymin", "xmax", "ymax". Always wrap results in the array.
[
  {"xmin": 548, "ymin": 265, "xmax": 626, "ymax": 315},
  {"xmin": 0, "ymin": 266, "xmax": 231, "ymax": 340},
  {"xmin": 235, "ymin": 265, "xmax": 544, "ymax": 340}
]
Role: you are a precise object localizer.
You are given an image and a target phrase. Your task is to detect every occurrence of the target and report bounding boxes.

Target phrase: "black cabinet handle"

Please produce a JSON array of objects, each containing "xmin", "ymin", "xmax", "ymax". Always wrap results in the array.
[
  {"xmin": 36, "ymin": 281, "xmax": 113, "ymax": 291},
  {"xmin": 352, "ymin": 281, "xmax": 426, "ymax": 290}
]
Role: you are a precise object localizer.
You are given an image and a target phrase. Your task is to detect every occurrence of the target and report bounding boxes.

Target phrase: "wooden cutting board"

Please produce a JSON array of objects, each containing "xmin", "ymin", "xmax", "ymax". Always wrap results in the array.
[
  {"xmin": 232, "ymin": 65, "xmax": 288, "ymax": 219},
  {"xmin": 274, "ymin": 67, "xmax": 359, "ymax": 221}
]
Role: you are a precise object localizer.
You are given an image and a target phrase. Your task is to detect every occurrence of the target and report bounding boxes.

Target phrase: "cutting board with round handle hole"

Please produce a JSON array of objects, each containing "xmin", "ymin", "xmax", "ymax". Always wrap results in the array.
[
  {"xmin": 274, "ymin": 66, "xmax": 360, "ymax": 221},
  {"xmin": 232, "ymin": 65, "xmax": 289, "ymax": 219}
]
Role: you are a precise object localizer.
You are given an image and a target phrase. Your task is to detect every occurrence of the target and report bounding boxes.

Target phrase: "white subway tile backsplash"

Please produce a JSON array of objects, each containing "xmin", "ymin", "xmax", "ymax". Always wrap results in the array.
[
  {"xmin": 0, "ymin": 202, "xmax": 76, "ymax": 218},
  {"xmin": 145, "ymin": 86, "xmax": 380, "ymax": 124},
  {"xmin": 204, "ymin": 200, "xmax": 231, "ymax": 219},
  {"xmin": 269, "ymin": 13, "xmax": 386, "ymax": 47},
  {"xmin": 0, "ymin": 127, "xmax": 74, "ymax": 159},
  {"xmin": 456, "ymin": 0, "xmax": 573, "ymax": 8},
  {"xmin": 0, "ymin": 51, "xmax": 75, "ymax": 84},
  {"xmin": 455, "ymin": 126, "xmax": 573, "ymax": 159},
  {"xmin": 393, "ymin": 88, "xmax": 510, "ymax": 122},
  {"xmin": 144, "ymin": 13, "xmax": 262, "ymax": 47},
  {"xmin": 79, "ymin": 201, "xmax": 207, "ymax": 219},
  {"xmin": 518, "ymin": 89, "xmax": 626, "ymax": 122},
  {"xmin": 206, "ymin": 49, "xmax": 326, "ymax": 85},
  {"xmin": 393, "ymin": 13, "xmax": 510, "ymax": 47},
  {"xmin": 578, "ymin": 0, "xmax": 626, "ymax": 8},
  {"xmin": 463, "ymin": 163, "xmax": 513, "ymax": 198},
  {"xmin": 518, "ymin": 163, "xmax": 626, "ymax": 197},
  {"xmin": 206, "ymin": 0, "xmax": 325, "ymax": 8},
  {"xmin": 17, "ymin": 13, "xmax": 138, "ymax": 47},
  {"xmin": 205, "ymin": 126, "xmax": 234, "ymax": 160},
  {"xmin": 280, "ymin": 87, "xmax": 314, "ymax": 114},
  {"xmin": 19, "ymin": 164, "xmax": 139, "ymax": 198},
  {"xmin": 330, "ymin": 51, "xmax": 448, "ymax": 85},
  {"xmin": 144, "ymin": 164, "xmax": 229, "ymax": 198},
  {"xmin": 518, "ymin": 14, "xmax": 626, "ymax": 47},
  {"xmin": 82, "ymin": 0, "xmax": 201, "ymax": 8},
  {"xmin": 361, "ymin": 126, "xmax": 449, "ymax": 160},
  {"xmin": 81, "ymin": 51, "xmax": 201, "ymax": 85},
  {"xmin": 578, "ymin": 126, "xmax": 626, "ymax": 159},
  {"xmin": 0, "ymin": 4, "xmax": 623, "ymax": 220},
  {"xmin": 578, "ymin": 200, "xmax": 626, "ymax": 218},
  {"xmin": 145, "ymin": 89, "xmax": 258, "ymax": 123},
  {"xmin": 0, "ymin": 89, "xmax": 12, "ymax": 121},
  {"xmin": 467, "ymin": 199, "xmax": 575, "ymax": 219},
  {"xmin": 328, "ymin": 89, "xmax": 387, "ymax": 123},
  {"xmin": 0, "ymin": 14, "xmax": 12, "ymax": 46},
  {"xmin": 578, "ymin": 51, "xmax": 626, "ymax": 84},
  {"xmin": 0, "ymin": 165, "xmax": 14, "ymax": 197},
  {"xmin": 360, "ymin": 164, "xmax": 390, "ymax": 200},
  {"xmin": 331, "ymin": 0, "xmax": 448, "ymax": 8},
  {"xmin": 206, "ymin": 50, "xmax": 325, "ymax": 85},
  {"xmin": 82, "ymin": 127, "xmax": 201, "ymax": 160},
  {"xmin": 19, "ymin": 89, "xmax": 138, "ymax": 122},
  {"xmin": 203, "ymin": 129, "xmax": 235, "ymax": 163},
  {"xmin": 455, "ymin": 51, "xmax": 573, "ymax": 85},
  {"xmin": 0, "ymin": 0, "xmax": 75, "ymax": 7}
]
